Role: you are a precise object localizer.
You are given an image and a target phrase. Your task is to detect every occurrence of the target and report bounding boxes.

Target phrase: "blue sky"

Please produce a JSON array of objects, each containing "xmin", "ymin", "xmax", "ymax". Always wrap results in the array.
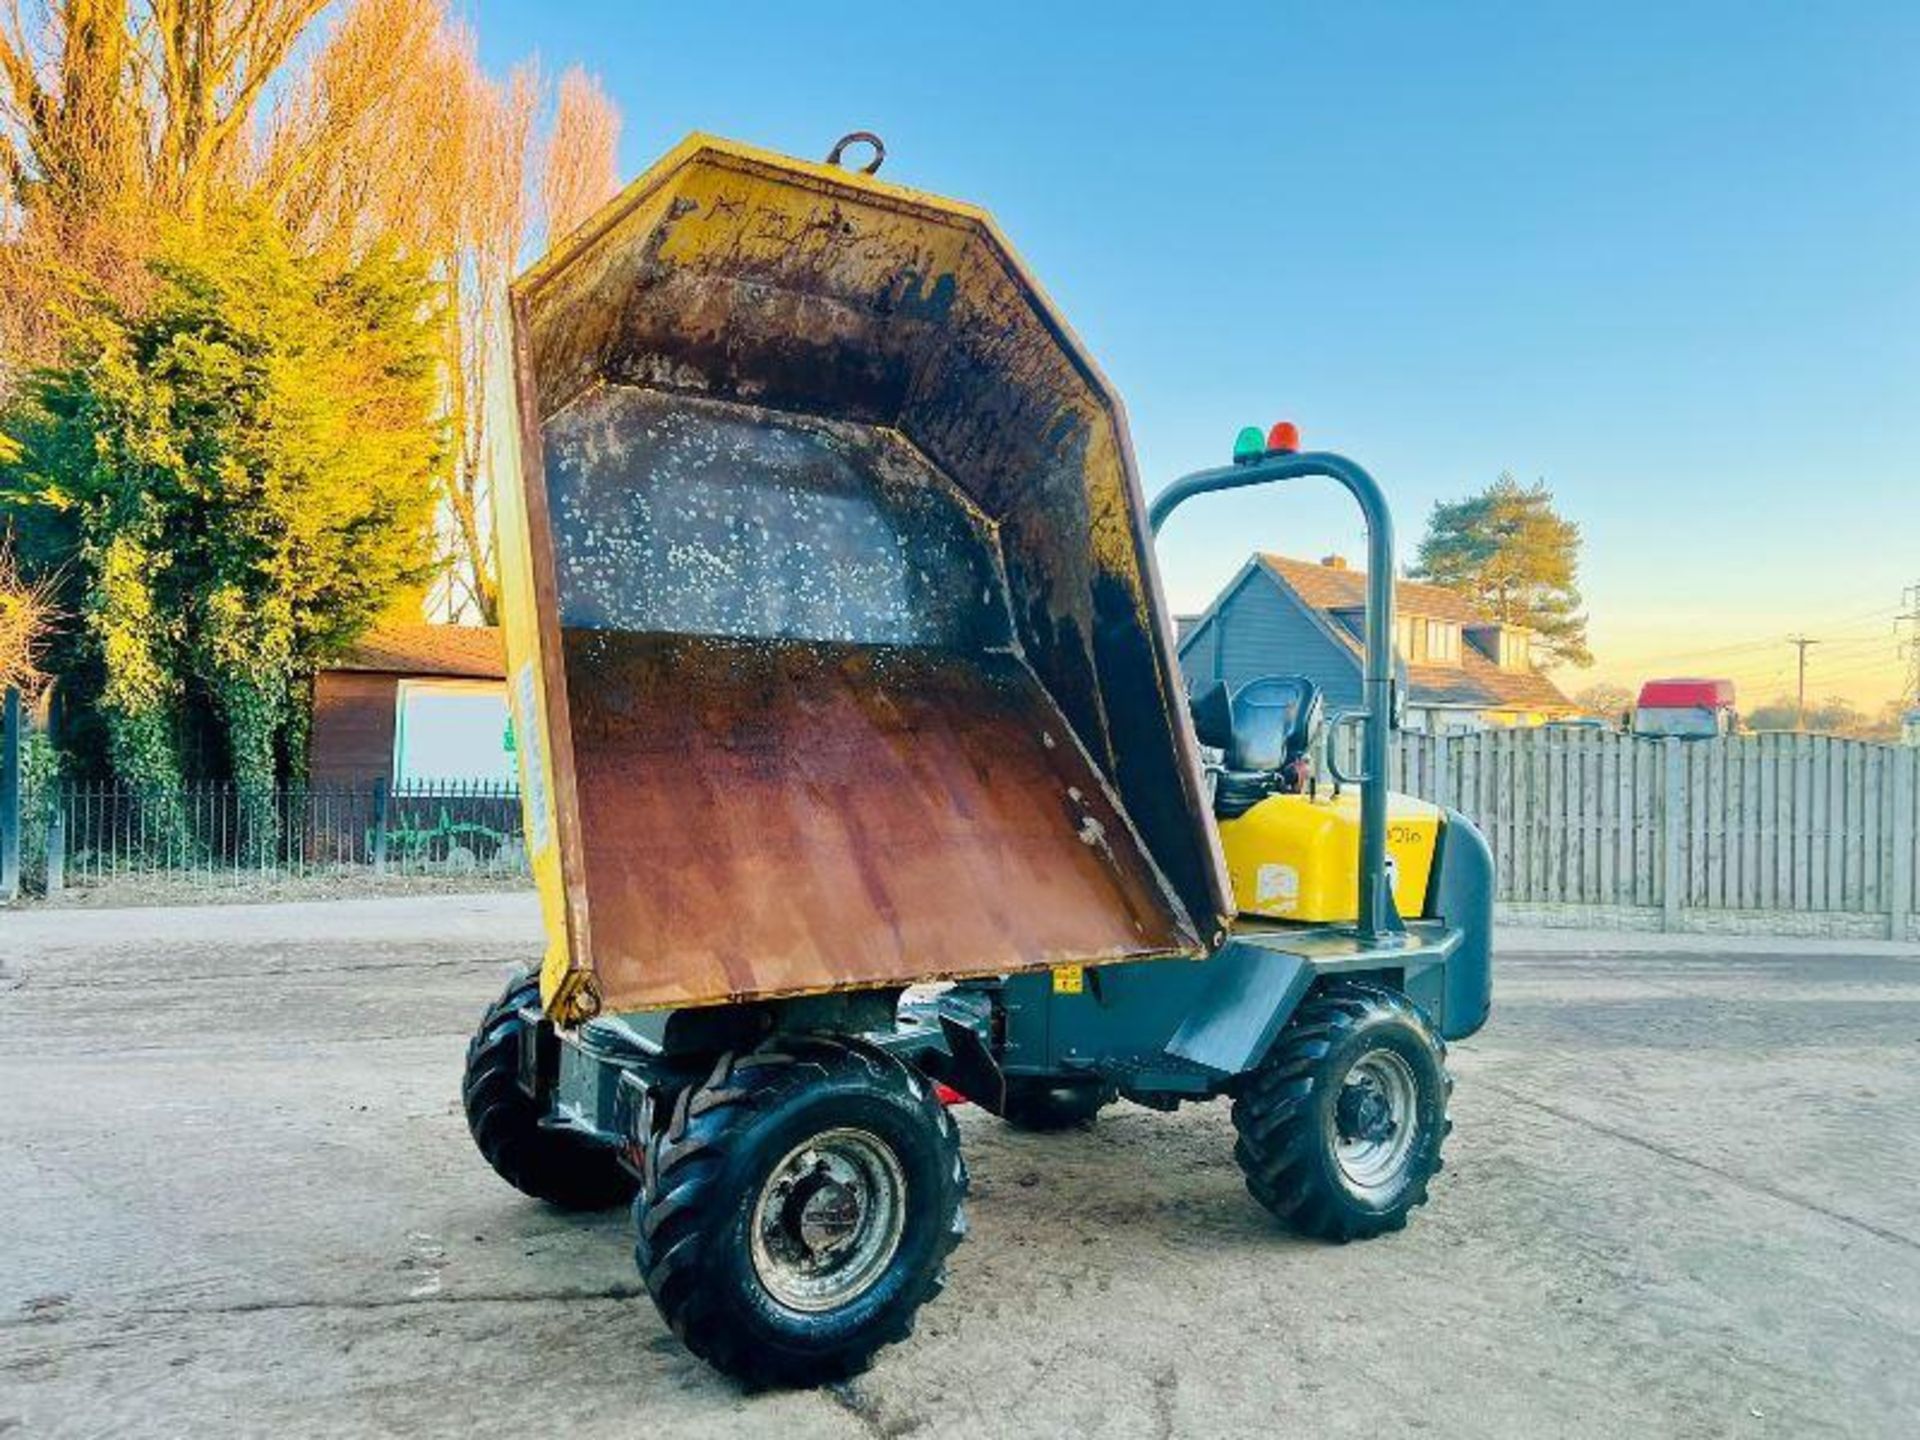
[{"xmin": 478, "ymin": 1, "xmax": 1918, "ymax": 708}]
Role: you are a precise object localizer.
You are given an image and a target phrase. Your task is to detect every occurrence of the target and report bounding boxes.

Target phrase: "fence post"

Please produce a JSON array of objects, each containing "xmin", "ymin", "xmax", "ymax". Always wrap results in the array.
[
  {"xmin": 1891, "ymin": 746, "xmax": 1915, "ymax": 944},
  {"xmin": 371, "ymin": 777, "xmax": 390, "ymax": 877},
  {"xmin": 1662, "ymin": 736, "xmax": 1685, "ymax": 932},
  {"xmin": 44, "ymin": 799, "xmax": 65, "ymax": 898},
  {"xmin": 1, "ymin": 687, "xmax": 21, "ymax": 903}
]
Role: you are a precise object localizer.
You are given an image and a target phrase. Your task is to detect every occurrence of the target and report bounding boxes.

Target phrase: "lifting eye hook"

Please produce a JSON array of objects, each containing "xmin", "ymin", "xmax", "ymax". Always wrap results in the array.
[{"xmin": 825, "ymin": 131, "xmax": 886, "ymax": 175}]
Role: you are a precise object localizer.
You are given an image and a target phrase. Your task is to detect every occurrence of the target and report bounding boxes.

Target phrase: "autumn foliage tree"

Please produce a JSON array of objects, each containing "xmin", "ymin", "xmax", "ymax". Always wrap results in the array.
[
  {"xmin": 1, "ymin": 0, "xmax": 621, "ymax": 602},
  {"xmin": 1412, "ymin": 475, "xmax": 1592, "ymax": 668},
  {"xmin": 0, "ymin": 1, "xmax": 337, "ymax": 365},
  {"xmin": 249, "ymin": 0, "xmax": 621, "ymax": 618},
  {"xmin": 1, "ymin": 212, "xmax": 443, "ymax": 853},
  {"xmin": 0, "ymin": 0, "xmax": 622, "ymax": 808}
]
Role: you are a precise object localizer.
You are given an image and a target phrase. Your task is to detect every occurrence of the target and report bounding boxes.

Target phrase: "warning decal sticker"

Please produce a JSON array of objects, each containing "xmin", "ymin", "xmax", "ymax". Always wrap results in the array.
[{"xmin": 513, "ymin": 660, "xmax": 552, "ymax": 858}]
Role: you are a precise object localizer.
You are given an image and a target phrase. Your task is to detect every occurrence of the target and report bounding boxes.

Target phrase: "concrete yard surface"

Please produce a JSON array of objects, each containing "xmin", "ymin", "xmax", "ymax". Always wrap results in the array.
[{"xmin": 2, "ymin": 894, "xmax": 1917, "ymax": 1438}]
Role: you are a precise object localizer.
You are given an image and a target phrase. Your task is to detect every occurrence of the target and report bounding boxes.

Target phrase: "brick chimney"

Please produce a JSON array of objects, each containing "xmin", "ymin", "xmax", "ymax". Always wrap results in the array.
[{"xmin": 1320, "ymin": 554, "xmax": 1349, "ymax": 570}]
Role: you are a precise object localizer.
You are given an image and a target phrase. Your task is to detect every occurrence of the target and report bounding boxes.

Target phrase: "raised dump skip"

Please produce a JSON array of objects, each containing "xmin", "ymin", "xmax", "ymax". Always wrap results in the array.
[{"xmin": 495, "ymin": 135, "xmax": 1229, "ymax": 1016}]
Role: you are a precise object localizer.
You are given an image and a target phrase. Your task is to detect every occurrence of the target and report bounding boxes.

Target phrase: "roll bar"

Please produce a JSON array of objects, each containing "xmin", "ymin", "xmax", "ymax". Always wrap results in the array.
[{"xmin": 1150, "ymin": 451, "xmax": 1405, "ymax": 943}]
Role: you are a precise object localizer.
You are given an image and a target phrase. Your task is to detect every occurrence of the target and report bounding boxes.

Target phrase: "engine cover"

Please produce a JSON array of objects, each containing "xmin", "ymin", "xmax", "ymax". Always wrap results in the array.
[{"xmin": 1218, "ymin": 791, "xmax": 1442, "ymax": 922}]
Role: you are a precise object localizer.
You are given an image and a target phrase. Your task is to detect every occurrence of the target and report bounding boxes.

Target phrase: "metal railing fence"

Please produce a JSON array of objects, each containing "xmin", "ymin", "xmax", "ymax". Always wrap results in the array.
[{"xmin": 11, "ymin": 777, "xmax": 527, "ymax": 895}]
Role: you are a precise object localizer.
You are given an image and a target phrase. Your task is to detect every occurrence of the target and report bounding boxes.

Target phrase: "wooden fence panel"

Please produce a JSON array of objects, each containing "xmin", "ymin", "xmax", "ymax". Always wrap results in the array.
[
  {"xmin": 1393, "ymin": 728, "xmax": 1914, "ymax": 931},
  {"xmin": 1896, "ymin": 749, "xmax": 1919, "ymax": 939},
  {"xmin": 1863, "ymin": 744, "xmax": 1883, "ymax": 914},
  {"xmin": 1639, "ymin": 738, "xmax": 1662, "ymax": 907}
]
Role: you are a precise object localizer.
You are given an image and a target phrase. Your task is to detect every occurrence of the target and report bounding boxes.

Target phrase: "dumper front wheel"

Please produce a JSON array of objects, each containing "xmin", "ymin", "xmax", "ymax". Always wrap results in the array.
[
  {"xmin": 634, "ymin": 1038, "xmax": 968, "ymax": 1388},
  {"xmin": 1231, "ymin": 983, "xmax": 1449, "ymax": 1241},
  {"xmin": 462, "ymin": 971, "xmax": 638, "ymax": 1211}
]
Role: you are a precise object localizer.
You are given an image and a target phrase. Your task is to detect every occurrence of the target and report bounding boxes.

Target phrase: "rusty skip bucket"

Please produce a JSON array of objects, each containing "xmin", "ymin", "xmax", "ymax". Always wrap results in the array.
[{"xmin": 492, "ymin": 135, "xmax": 1232, "ymax": 1018}]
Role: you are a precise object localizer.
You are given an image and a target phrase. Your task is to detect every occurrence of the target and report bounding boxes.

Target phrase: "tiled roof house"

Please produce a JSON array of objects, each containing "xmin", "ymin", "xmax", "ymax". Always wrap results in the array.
[{"xmin": 1176, "ymin": 554, "xmax": 1575, "ymax": 733}]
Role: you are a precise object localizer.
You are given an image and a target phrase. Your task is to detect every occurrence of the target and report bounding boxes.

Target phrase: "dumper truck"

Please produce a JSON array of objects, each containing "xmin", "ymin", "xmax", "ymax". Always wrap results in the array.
[{"xmin": 461, "ymin": 132, "xmax": 1495, "ymax": 1387}]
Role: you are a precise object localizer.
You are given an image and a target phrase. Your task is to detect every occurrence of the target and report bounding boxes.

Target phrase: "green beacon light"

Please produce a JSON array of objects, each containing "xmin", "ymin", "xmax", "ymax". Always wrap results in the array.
[{"xmin": 1233, "ymin": 421, "xmax": 1302, "ymax": 464}]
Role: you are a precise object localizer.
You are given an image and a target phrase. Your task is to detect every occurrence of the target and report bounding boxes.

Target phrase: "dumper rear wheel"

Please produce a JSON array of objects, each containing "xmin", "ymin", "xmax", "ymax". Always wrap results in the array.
[
  {"xmin": 1231, "ymin": 983, "xmax": 1449, "ymax": 1241},
  {"xmin": 634, "ymin": 1037, "xmax": 968, "ymax": 1388},
  {"xmin": 462, "ymin": 971, "xmax": 638, "ymax": 1211}
]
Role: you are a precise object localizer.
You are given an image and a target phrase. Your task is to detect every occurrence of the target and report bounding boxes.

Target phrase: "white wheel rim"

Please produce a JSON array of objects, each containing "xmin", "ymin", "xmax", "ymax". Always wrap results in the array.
[{"xmin": 1328, "ymin": 1049, "xmax": 1421, "ymax": 1201}]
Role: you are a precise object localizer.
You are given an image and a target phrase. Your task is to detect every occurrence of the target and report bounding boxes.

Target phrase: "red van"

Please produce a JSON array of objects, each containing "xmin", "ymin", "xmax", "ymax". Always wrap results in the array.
[{"xmin": 1633, "ymin": 678, "xmax": 1738, "ymax": 738}]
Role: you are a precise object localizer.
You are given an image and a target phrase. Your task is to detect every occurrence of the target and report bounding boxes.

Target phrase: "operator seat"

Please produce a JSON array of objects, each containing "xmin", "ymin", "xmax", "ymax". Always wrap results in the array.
[{"xmin": 1189, "ymin": 675, "xmax": 1325, "ymax": 818}]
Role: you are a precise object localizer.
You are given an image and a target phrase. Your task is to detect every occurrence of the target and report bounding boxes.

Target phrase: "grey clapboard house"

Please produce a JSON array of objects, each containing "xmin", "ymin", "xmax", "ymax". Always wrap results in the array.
[{"xmin": 1176, "ymin": 554, "xmax": 1575, "ymax": 734}]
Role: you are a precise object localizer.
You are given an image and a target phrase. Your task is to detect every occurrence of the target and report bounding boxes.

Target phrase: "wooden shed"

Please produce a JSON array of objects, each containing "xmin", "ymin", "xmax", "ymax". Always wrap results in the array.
[{"xmin": 309, "ymin": 624, "xmax": 508, "ymax": 787}]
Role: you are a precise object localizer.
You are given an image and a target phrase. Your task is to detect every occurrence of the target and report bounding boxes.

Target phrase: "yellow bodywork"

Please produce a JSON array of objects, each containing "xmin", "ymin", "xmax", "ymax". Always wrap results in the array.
[
  {"xmin": 485, "ymin": 327, "xmax": 579, "ymax": 1018},
  {"xmin": 1219, "ymin": 791, "xmax": 1442, "ymax": 923}
]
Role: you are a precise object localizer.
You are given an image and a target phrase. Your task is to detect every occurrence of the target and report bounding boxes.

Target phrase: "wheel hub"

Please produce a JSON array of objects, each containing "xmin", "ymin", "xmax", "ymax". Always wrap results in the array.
[
  {"xmin": 750, "ymin": 1129, "xmax": 906, "ymax": 1313},
  {"xmin": 1327, "ymin": 1049, "xmax": 1421, "ymax": 1200},
  {"xmin": 1336, "ymin": 1078, "xmax": 1396, "ymax": 1145},
  {"xmin": 781, "ymin": 1167, "xmax": 861, "ymax": 1254}
]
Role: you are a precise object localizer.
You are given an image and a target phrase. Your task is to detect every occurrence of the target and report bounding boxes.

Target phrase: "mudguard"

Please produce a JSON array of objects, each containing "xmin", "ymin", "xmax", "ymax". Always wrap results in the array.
[
  {"xmin": 1163, "ymin": 942, "xmax": 1314, "ymax": 1075},
  {"xmin": 1423, "ymin": 807, "xmax": 1495, "ymax": 1039}
]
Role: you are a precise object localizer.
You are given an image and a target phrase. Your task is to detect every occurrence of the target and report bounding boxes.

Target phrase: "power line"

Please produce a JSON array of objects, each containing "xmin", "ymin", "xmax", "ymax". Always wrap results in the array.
[
  {"xmin": 1622, "ymin": 607, "xmax": 1901, "ymax": 670},
  {"xmin": 1825, "ymin": 670, "xmax": 1903, "ymax": 687},
  {"xmin": 1812, "ymin": 633, "xmax": 1902, "ymax": 652},
  {"xmin": 1617, "ymin": 595, "xmax": 1906, "ymax": 710},
  {"xmin": 1784, "ymin": 659, "xmax": 1905, "ymax": 699},
  {"xmin": 1694, "ymin": 647, "xmax": 1893, "ymax": 677},
  {"xmin": 1812, "ymin": 652, "xmax": 1904, "ymax": 679},
  {"xmin": 1630, "ymin": 637, "xmax": 1793, "ymax": 663}
]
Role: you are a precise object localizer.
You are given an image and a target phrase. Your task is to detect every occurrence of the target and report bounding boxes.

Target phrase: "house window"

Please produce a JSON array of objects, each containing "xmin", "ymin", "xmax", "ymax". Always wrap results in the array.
[
  {"xmin": 1390, "ymin": 614, "xmax": 1463, "ymax": 664},
  {"xmin": 1499, "ymin": 630, "xmax": 1532, "ymax": 670}
]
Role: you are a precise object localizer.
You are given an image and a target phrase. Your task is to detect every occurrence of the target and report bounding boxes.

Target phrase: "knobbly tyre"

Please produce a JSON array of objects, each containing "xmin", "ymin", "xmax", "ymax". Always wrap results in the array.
[{"xmin": 461, "ymin": 131, "xmax": 1494, "ymax": 1388}]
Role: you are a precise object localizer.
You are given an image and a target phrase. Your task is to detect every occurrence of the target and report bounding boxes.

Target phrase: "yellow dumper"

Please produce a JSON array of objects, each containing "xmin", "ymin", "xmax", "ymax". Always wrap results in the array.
[{"xmin": 464, "ymin": 133, "xmax": 1494, "ymax": 1387}]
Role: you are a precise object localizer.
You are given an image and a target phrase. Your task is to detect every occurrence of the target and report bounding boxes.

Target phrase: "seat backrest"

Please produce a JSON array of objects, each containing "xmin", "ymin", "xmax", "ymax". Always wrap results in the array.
[
  {"xmin": 1188, "ymin": 675, "xmax": 1324, "ymax": 772},
  {"xmin": 1188, "ymin": 679, "xmax": 1235, "ymax": 753}
]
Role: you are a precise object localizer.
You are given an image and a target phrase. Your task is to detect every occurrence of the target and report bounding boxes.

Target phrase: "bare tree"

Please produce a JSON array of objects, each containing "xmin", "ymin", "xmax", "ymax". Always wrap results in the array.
[
  {"xmin": 254, "ymin": 0, "xmax": 470, "ymax": 256},
  {"xmin": 147, "ymin": 0, "xmax": 330, "ymax": 215},
  {"xmin": 439, "ymin": 62, "xmax": 619, "ymax": 621},
  {"xmin": 0, "ymin": 1, "xmax": 149, "ymax": 373},
  {"xmin": 253, "ymin": 2, "xmax": 621, "ymax": 620},
  {"xmin": 0, "ymin": 0, "xmax": 141, "ymax": 210},
  {"xmin": 542, "ymin": 65, "xmax": 619, "ymax": 243},
  {"xmin": 0, "ymin": 533, "xmax": 56, "ymax": 696},
  {"xmin": 2, "ymin": 0, "xmax": 327, "ymax": 214},
  {"xmin": 439, "ymin": 54, "xmax": 539, "ymax": 622},
  {"xmin": 1572, "ymin": 681, "xmax": 1634, "ymax": 719},
  {"xmin": 1, "ymin": 0, "xmax": 624, "ymax": 619}
]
